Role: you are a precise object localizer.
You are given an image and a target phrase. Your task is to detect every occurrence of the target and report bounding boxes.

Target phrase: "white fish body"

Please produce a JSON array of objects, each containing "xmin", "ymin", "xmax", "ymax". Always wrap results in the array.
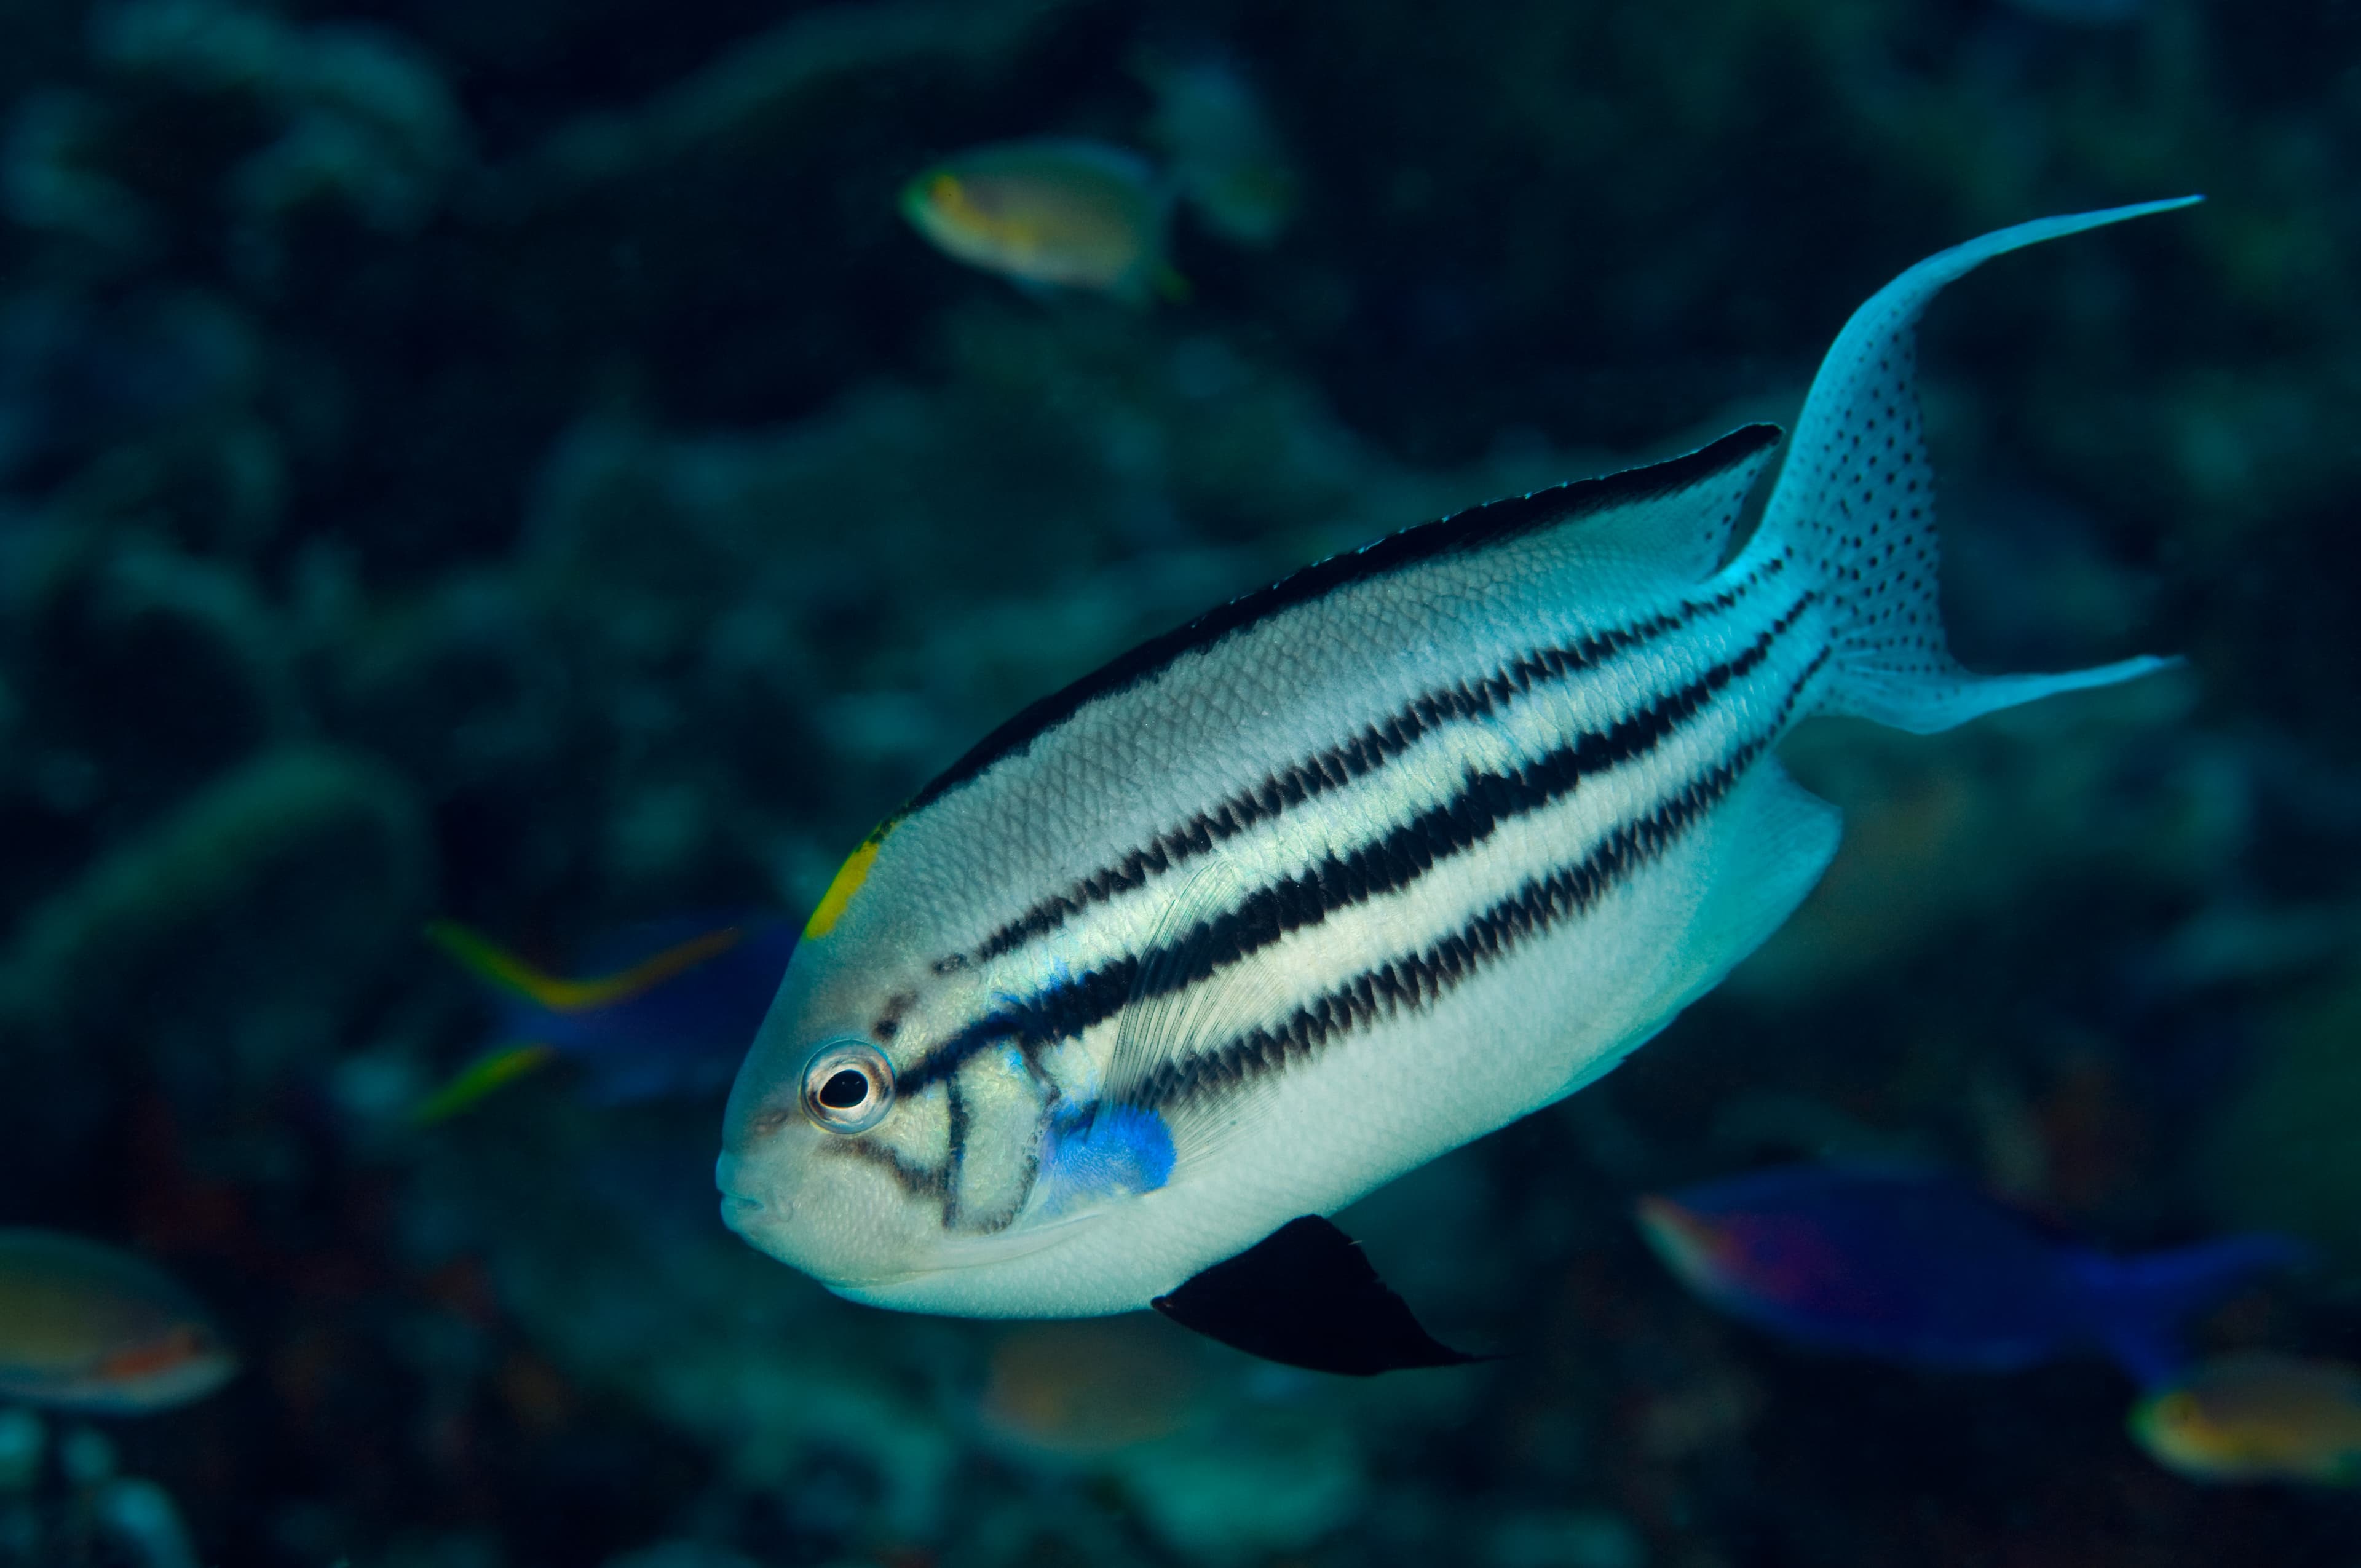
[{"xmin": 718, "ymin": 200, "xmax": 2194, "ymax": 1326}]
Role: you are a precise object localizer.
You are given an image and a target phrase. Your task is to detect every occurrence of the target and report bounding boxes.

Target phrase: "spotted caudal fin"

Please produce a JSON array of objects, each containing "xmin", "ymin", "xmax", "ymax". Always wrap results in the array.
[
  {"xmin": 1759, "ymin": 199, "xmax": 2199, "ymax": 734},
  {"xmin": 2067, "ymin": 1233, "xmax": 2309, "ymax": 1388}
]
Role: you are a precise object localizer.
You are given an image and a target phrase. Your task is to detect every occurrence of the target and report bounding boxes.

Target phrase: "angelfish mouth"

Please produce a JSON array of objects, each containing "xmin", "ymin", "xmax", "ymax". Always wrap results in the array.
[{"xmin": 714, "ymin": 1153, "xmax": 769, "ymax": 1230}]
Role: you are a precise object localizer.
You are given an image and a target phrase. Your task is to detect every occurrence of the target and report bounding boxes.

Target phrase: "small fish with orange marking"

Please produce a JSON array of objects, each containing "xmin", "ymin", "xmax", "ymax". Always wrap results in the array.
[
  {"xmin": 900, "ymin": 138, "xmax": 1187, "ymax": 305},
  {"xmin": 2133, "ymin": 1353, "xmax": 2361, "ymax": 1485},
  {"xmin": 0, "ymin": 1230, "xmax": 235, "ymax": 1413}
]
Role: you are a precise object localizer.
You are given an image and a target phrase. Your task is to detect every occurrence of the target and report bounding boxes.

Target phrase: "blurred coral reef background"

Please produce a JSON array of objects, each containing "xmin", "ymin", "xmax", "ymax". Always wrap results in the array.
[{"xmin": 1, "ymin": 0, "xmax": 2359, "ymax": 1563}]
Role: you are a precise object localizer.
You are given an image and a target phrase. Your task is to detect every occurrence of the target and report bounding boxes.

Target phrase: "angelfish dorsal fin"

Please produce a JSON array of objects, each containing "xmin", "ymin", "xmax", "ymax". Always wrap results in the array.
[
  {"xmin": 1536, "ymin": 421, "xmax": 1782, "ymax": 579},
  {"xmin": 1420, "ymin": 423, "xmax": 1784, "ymax": 585},
  {"xmin": 1151, "ymin": 1216, "xmax": 1488, "ymax": 1376}
]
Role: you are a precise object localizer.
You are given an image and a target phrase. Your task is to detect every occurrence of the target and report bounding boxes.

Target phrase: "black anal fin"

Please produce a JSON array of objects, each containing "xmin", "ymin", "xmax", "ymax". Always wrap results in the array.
[{"xmin": 1150, "ymin": 1216, "xmax": 1489, "ymax": 1376}]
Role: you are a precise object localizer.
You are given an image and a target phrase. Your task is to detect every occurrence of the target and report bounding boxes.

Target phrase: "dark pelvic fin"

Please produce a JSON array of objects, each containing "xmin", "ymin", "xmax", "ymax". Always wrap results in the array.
[{"xmin": 1150, "ymin": 1215, "xmax": 1489, "ymax": 1376}]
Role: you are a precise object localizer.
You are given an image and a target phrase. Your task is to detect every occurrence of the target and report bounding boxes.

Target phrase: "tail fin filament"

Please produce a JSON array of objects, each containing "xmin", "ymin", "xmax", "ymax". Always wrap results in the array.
[{"xmin": 1757, "ymin": 198, "xmax": 2199, "ymax": 734}]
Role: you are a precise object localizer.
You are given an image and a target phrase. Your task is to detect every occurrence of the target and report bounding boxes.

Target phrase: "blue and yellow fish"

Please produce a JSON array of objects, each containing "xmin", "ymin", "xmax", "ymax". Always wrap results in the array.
[
  {"xmin": 719, "ymin": 200, "xmax": 2204, "ymax": 1375},
  {"xmin": 421, "ymin": 914, "xmax": 797, "ymax": 1119},
  {"xmin": 1637, "ymin": 1165, "xmax": 2301, "ymax": 1384}
]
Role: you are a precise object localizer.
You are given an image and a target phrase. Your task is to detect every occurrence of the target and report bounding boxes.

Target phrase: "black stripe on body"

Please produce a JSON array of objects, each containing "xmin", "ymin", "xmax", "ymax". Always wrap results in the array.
[
  {"xmin": 941, "ymin": 1074, "xmax": 1046, "ymax": 1236},
  {"xmin": 941, "ymin": 1081, "xmax": 971, "ymax": 1229},
  {"xmin": 836, "ymin": 1079, "xmax": 1050, "ymax": 1234},
  {"xmin": 906, "ymin": 425, "xmax": 1784, "ymax": 815},
  {"xmin": 1131, "ymin": 647, "xmax": 1834, "ymax": 1112},
  {"xmin": 902, "ymin": 962, "xmax": 1134, "ymax": 1095},
  {"xmin": 823, "ymin": 1137, "xmax": 948, "ymax": 1202},
  {"xmin": 898, "ymin": 593, "xmax": 1817, "ymax": 1096},
  {"xmin": 953, "ymin": 554, "xmax": 1793, "ymax": 972}
]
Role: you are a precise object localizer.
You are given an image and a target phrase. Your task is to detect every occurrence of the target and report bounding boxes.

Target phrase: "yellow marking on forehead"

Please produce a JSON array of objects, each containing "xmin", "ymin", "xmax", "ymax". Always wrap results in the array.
[
  {"xmin": 926, "ymin": 172, "xmax": 991, "ymax": 232},
  {"xmin": 805, "ymin": 822, "xmax": 895, "ymax": 939}
]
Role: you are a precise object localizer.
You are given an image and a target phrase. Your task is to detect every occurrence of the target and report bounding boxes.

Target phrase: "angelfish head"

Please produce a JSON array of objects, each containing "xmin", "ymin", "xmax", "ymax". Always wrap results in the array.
[
  {"xmin": 717, "ymin": 990, "xmax": 949, "ymax": 1292},
  {"xmin": 720, "ymin": 822, "xmax": 1091, "ymax": 1307}
]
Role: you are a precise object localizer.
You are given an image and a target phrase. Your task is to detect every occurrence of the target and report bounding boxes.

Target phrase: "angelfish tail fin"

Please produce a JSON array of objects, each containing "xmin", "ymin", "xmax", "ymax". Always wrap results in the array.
[
  {"xmin": 2069, "ymin": 1232, "xmax": 2308, "ymax": 1388},
  {"xmin": 1755, "ymin": 197, "xmax": 2201, "ymax": 735}
]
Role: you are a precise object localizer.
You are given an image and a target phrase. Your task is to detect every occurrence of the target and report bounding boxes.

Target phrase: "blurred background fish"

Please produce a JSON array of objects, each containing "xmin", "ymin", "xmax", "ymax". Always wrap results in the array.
[
  {"xmin": 417, "ymin": 913, "xmax": 797, "ymax": 1119},
  {"xmin": 1137, "ymin": 51, "xmax": 1299, "ymax": 248},
  {"xmin": 0, "ymin": 1230, "xmax": 235, "ymax": 1414},
  {"xmin": 976, "ymin": 1317, "xmax": 1204, "ymax": 1460},
  {"xmin": 1636, "ymin": 1166, "xmax": 2302, "ymax": 1384},
  {"xmin": 900, "ymin": 138, "xmax": 1186, "ymax": 304},
  {"xmin": 2132, "ymin": 1353, "xmax": 2361, "ymax": 1486}
]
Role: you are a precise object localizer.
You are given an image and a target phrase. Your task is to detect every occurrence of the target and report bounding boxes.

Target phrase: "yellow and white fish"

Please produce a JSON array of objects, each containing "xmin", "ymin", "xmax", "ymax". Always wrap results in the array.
[
  {"xmin": 719, "ymin": 200, "xmax": 2197, "ymax": 1374},
  {"xmin": 978, "ymin": 1318, "xmax": 1203, "ymax": 1459},
  {"xmin": 0, "ymin": 1230, "xmax": 236, "ymax": 1413},
  {"xmin": 2132, "ymin": 1353, "xmax": 2361, "ymax": 1485},
  {"xmin": 900, "ymin": 138, "xmax": 1185, "ymax": 305}
]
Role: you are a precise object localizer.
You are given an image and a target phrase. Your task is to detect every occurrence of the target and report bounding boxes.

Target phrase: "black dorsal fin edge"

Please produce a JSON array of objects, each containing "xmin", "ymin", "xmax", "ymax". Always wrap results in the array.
[
  {"xmin": 1150, "ymin": 1214, "xmax": 1495, "ymax": 1376},
  {"xmin": 908, "ymin": 425, "xmax": 1786, "ymax": 814}
]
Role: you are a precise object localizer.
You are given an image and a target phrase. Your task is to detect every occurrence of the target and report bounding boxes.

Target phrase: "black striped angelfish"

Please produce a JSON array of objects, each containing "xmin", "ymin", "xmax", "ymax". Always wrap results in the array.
[{"xmin": 718, "ymin": 200, "xmax": 2197, "ymax": 1374}]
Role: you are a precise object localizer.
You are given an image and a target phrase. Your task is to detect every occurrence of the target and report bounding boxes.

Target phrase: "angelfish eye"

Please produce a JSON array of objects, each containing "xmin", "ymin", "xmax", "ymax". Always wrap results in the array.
[{"xmin": 799, "ymin": 1039, "xmax": 895, "ymax": 1134}]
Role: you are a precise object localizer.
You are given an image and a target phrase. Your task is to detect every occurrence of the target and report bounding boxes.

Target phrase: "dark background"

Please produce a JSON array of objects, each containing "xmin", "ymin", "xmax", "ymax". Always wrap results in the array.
[{"xmin": 2, "ymin": 0, "xmax": 2359, "ymax": 1563}]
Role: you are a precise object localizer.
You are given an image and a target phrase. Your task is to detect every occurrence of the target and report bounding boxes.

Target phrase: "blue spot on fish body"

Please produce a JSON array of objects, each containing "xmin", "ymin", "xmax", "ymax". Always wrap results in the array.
[{"xmin": 1036, "ymin": 1103, "xmax": 1176, "ymax": 1216}]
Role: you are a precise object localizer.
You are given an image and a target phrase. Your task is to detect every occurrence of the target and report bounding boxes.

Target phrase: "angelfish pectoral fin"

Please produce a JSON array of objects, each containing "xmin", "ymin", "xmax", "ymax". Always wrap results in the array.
[{"xmin": 1150, "ymin": 1216, "xmax": 1491, "ymax": 1376}]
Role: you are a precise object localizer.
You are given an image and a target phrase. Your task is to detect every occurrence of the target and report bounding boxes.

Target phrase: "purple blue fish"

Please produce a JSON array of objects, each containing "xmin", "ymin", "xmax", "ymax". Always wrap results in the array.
[
  {"xmin": 419, "ymin": 913, "xmax": 798, "ymax": 1119},
  {"xmin": 1636, "ymin": 1165, "xmax": 2303, "ymax": 1386}
]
